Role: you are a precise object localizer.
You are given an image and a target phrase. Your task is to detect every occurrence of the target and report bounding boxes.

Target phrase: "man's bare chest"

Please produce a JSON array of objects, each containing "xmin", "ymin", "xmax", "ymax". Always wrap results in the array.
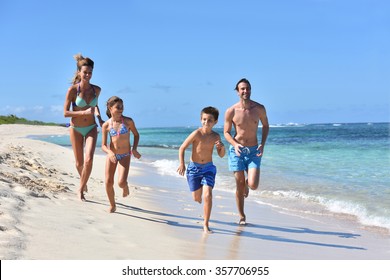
[{"xmin": 233, "ymin": 109, "xmax": 259, "ymax": 126}]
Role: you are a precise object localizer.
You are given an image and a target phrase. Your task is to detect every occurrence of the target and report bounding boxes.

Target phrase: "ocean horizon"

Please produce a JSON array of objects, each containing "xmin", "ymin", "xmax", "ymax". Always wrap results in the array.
[{"xmin": 32, "ymin": 122, "xmax": 390, "ymax": 233}]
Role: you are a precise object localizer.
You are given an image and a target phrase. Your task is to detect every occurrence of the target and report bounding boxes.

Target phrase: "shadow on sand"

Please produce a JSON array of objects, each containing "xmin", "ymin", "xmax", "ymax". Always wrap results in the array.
[{"xmin": 111, "ymin": 201, "xmax": 366, "ymax": 251}]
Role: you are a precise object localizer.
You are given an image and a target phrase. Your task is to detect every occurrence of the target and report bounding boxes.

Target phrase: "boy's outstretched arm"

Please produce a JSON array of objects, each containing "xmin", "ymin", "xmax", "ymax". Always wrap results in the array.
[
  {"xmin": 177, "ymin": 130, "xmax": 197, "ymax": 176},
  {"xmin": 177, "ymin": 144, "xmax": 187, "ymax": 176}
]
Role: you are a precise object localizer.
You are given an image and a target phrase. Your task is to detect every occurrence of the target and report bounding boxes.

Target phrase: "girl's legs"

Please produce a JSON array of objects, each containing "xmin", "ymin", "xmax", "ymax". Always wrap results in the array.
[
  {"xmin": 117, "ymin": 155, "xmax": 131, "ymax": 197},
  {"xmin": 105, "ymin": 156, "xmax": 117, "ymax": 212},
  {"xmin": 203, "ymin": 186, "xmax": 213, "ymax": 233}
]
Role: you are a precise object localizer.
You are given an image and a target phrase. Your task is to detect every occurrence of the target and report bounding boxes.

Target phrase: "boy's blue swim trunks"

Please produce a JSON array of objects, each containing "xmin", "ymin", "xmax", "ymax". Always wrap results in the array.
[
  {"xmin": 186, "ymin": 161, "xmax": 217, "ymax": 192},
  {"xmin": 228, "ymin": 145, "xmax": 262, "ymax": 172}
]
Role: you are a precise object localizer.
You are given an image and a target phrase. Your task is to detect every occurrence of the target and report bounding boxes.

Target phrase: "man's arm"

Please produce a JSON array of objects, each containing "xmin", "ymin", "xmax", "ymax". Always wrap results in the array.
[
  {"xmin": 260, "ymin": 106, "xmax": 269, "ymax": 146},
  {"xmin": 257, "ymin": 106, "xmax": 269, "ymax": 156},
  {"xmin": 223, "ymin": 107, "xmax": 236, "ymax": 146},
  {"xmin": 224, "ymin": 107, "xmax": 244, "ymax": 156}
]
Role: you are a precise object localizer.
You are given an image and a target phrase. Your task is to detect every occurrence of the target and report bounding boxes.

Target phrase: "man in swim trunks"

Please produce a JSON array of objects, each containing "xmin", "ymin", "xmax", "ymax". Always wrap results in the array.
[
  {"xmin": 224, "ymin": 78, "xmax": 269, "ymax": 225},
  {"xmin": 177, "ymin": 107, "xmax": 225, "ymax": 233}
]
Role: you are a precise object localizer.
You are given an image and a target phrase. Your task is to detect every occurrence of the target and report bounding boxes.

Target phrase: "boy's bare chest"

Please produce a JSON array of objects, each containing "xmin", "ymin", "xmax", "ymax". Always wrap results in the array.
[{"xmin": 195, "ymin": 134, "xmax": 216, "ymax": 147}]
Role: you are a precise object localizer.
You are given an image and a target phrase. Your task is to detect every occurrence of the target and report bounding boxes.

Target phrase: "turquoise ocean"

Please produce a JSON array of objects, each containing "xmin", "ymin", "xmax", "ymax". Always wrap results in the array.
[{"xmin": 36, "ymin": 122, "xmax": 390, "ymax": 232}]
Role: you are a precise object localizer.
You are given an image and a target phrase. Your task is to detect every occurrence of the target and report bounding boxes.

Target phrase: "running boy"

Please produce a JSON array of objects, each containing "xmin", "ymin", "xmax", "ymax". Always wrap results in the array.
[
  {"xmin": 102, "ymin": 96, "xmax": 141, "ymax": 213},
  {"xmin": 177, "ymin": 106, "xmax": 225, "ymax": 233}
]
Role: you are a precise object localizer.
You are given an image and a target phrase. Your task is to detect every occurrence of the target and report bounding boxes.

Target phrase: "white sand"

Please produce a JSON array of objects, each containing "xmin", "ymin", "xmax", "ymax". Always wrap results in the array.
[{"xmin": 1, "ymin": 124, "xmax": 390, "ymax": 260}]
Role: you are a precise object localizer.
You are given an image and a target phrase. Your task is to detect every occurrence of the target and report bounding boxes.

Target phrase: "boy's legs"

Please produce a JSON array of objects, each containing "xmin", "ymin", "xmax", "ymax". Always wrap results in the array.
[
  {"xmin": 192, "ymin": 188, "xmax": 203, "ymax": 203},
  {"xmin": 188, "ymin": 162, "xmax": 205, "ymax": 203},
  {"xmin": 203, "ymin": 185, "xmax": 213, "ymax": 233}
]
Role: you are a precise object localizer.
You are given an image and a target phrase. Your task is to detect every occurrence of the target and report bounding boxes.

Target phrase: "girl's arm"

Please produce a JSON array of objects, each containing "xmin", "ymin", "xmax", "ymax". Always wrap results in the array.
[
  {"xmin": 101, "ymin": 122, "xmax": 116, "ymax": 162},
  {"xmin": 128, "ymin": 118, "xmax": 141, "ymax": 159}
]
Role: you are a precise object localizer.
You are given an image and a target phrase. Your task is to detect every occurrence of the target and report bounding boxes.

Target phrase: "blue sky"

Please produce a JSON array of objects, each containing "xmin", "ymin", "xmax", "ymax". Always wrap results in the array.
[{"xmin": 0, "ymin": 0, "xmax": 389, "ymax": 127}]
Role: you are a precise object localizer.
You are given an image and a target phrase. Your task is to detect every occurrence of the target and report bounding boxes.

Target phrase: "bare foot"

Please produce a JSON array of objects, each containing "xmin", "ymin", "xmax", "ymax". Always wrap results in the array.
[
  {"xmin": 203, "ymin": 225, "xmax": 213, "ymax": 234},
  {"xmin": 244, "ymin": 184, "xmax": 249, "ymax": 198},
  {"xmin": 78, "ymin": 191, "xmax": 86, "ymax": 202},
  {"xmin": 239, "ymin": 217, "xmax": 246, "ymax": 226},
  {"xmin": 84, "ymin": 185, "xmax": 88, "ymax": 193},
  {"xmin": 122, "ymin": 185, "xmax": 129, "ymax": 197},
  {"xmin": 108, "ymin": 205, "xmax": 116, "ymax": 213}
]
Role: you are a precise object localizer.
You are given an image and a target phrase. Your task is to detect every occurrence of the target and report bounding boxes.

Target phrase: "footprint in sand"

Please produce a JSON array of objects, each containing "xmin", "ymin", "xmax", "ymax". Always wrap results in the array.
[
  {"xmin": 219, "ymin": 211, "xmax": 238, "ymax": 216},
  {"xmin": 182, "ymin": 204, "xmax": 196, "ymax": 211}
]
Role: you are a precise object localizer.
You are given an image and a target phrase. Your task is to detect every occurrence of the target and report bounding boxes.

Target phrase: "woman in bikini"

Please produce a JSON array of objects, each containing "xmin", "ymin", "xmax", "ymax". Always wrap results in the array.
[
  {"xmin": 63, "ymin": 54, "xmax": 104, "ymax": 201},
  {"xmin": 101, "ymin": 96, "xmax": 141, "ymax": 213}
]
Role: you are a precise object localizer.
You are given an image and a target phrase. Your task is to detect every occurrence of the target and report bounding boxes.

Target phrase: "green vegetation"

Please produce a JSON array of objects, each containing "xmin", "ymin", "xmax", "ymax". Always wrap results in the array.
[{"xmin": 0, "ymin": 115, "xmax": 61, "ymax": 126}]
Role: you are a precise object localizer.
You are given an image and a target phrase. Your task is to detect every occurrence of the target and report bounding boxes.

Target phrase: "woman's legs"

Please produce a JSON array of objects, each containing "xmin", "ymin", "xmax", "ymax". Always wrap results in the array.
[
  {"xmin": 80, "ymin": 128, "xmax": 97, "ymax": 194},
  {"xmin": 70, "ymin": 128, "xmax": 85, "ymax": 200},
  {"xmin": 70, "ymin": 126, "xmax": 97, "ymax": 201}
]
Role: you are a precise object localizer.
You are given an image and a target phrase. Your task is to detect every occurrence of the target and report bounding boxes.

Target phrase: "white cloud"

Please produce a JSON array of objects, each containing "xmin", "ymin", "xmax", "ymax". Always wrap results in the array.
[
  {"xmin": 0, "ymin": 105, "xmax": 26, "ymax": 115},
  {"xmin": 50, "ymin": 105, "xmax": 63, "ymax": 114},
  {"xmin": 33, "ymin": 106, "xmax": 44, "ymax": 113}
]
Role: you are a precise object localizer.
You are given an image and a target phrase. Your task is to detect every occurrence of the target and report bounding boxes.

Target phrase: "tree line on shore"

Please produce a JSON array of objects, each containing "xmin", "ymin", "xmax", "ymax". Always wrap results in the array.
[{"xmin": 0, "ymin": 114, "xmax": 63, "ymax": 126}]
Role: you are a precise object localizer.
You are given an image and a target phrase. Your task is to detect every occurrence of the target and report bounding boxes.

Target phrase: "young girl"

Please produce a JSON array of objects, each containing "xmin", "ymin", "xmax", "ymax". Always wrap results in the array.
[{"xmin": 101, "ymin": 96, "xmax": 141, "ymax": 213}]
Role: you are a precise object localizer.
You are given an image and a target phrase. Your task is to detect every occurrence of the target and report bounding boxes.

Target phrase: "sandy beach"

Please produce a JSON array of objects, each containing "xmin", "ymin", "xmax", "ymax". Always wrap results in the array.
[{"xmin": 1, "ymin": 124, "xmax": 390, "ymax": 261}]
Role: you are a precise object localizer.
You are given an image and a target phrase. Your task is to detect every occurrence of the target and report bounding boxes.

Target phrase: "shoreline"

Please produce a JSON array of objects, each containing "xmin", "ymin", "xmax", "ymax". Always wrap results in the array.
[
  {"xmin": 28, "ymin": 124, "xmax": 390, "ymax": 235},
  {"xmin": 0, "ymin": 124, "xmax": 389, "ymax": 260}
]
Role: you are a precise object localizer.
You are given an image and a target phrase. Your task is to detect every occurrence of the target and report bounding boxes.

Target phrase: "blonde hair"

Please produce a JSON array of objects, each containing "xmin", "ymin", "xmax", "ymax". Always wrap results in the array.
[{"xmin": 71, "ymin": 54, "xmax": 94, "ymax": 84}]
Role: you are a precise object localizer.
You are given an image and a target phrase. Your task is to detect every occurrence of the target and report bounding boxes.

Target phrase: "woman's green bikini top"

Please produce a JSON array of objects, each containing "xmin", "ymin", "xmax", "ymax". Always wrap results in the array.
[{"xmin": 73, "ymin": 84, "xmax": 98, "ymax": 108}]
